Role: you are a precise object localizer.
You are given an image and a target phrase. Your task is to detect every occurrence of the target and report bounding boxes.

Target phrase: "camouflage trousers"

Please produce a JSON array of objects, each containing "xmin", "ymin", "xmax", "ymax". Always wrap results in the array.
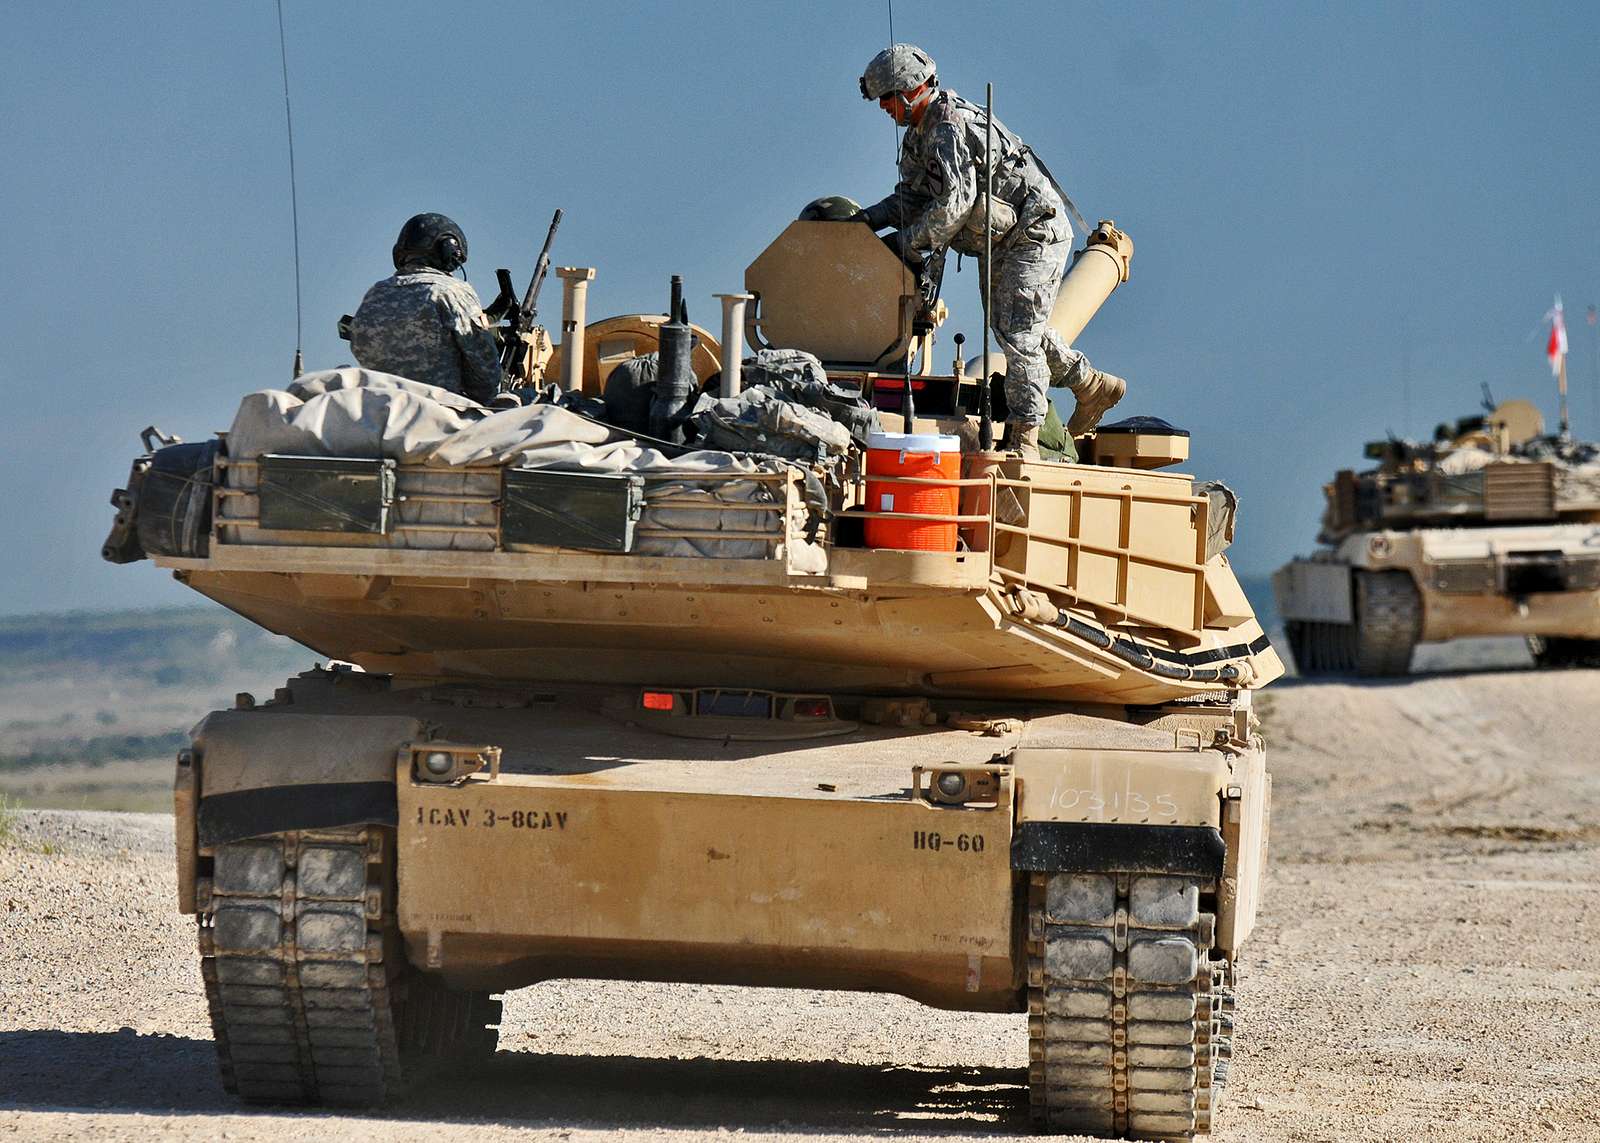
[{"xmin": 983, "ymin": 236, "xmax": 1091, "ymax": 426}]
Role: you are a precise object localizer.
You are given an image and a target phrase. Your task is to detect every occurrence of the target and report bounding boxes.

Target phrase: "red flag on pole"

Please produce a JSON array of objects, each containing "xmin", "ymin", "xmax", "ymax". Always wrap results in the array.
[{"xmin": 1546, "ymin": 298, "xmax": 1568, "ymax": 376}]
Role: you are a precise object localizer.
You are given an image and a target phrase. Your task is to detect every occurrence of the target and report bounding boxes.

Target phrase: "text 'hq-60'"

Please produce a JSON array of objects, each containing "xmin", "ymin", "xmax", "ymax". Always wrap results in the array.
[{"xmin": 100, "ymin": 43, "xmax": 1278, "ymax": 1141}]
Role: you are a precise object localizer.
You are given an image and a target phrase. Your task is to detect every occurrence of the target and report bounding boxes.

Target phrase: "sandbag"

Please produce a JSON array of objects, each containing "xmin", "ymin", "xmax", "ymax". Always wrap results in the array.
[{"xmin": 602, "ymin": 354, "xmax": 659, "ymax": 434}]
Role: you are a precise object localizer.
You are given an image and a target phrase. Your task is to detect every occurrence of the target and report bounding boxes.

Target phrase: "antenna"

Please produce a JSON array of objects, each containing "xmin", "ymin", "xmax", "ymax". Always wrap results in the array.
[
  {"xmin": 982, "ymin": 82, "xmax": 995, "ymax": 451},
  {"xmin": 879, "ymin": 1, "xmax": 918, "ymax": 432},
  {"xmin": 275, "ymin": 0, "xmax": 304, "ymax": 379}
]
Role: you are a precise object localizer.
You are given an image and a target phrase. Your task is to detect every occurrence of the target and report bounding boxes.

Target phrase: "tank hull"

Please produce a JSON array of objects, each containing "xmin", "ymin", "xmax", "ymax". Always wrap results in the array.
[{"xmin": 180, "ymin": 672, "xmax": 1267, "ymax": 1013}]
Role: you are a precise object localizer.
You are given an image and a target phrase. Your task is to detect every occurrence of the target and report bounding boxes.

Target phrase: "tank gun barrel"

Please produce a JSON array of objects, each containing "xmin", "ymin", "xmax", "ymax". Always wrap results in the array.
[{"xmin": 1048, "ymin": 220, "xmax": 1133, "ymax": 347}]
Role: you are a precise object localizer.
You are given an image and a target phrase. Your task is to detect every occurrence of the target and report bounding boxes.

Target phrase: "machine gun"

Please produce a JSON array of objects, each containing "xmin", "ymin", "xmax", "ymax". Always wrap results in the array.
[{"xmin": 496, "ymin": 208, "xmax": 563, "ymax": 387}]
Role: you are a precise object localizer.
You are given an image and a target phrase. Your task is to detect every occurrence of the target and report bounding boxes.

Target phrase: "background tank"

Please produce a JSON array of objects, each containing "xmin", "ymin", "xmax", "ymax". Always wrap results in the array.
[
  {"xmin": 1274, "ymin": 399, "xmax": 1600, "ymax": 675},
  {"xmin": 104, "ymin": 208, "xmax": 1276, "ymax": 1140}
]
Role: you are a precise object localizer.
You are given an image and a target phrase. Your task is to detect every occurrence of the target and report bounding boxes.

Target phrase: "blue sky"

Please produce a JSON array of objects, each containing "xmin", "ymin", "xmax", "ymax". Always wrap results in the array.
[{"xmin": 3, "ymin": 1, "xmax": 1598, "ymax": 614}]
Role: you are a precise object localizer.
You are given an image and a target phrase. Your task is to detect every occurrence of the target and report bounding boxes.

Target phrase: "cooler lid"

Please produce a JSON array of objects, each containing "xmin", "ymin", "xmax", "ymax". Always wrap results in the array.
[{"xmin": 867, "ymin": 431, "xmax": 961, "ymax": 452}]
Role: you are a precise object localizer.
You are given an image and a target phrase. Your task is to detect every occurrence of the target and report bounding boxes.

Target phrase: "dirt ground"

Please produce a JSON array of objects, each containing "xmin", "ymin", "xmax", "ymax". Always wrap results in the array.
[{"xmin": 2, "ymin": 667, "xmax": 1597, "ymax": 1142}]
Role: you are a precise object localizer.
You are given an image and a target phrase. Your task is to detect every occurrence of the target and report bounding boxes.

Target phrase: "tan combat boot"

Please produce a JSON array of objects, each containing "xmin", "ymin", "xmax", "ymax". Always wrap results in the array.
[
  {"xmin": 1066, "ymin": 369, "xmax": 1127, "ymax": 436},
  {"xmin": 1002, "ymin": 422, "xmax": 1041, "ymax": 460}
]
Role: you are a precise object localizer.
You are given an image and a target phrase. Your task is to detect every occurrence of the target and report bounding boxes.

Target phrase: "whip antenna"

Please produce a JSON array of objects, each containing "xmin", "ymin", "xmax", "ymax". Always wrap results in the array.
[
  {"xmin": 883, "ymin": 2, "xmax": 921, "ymax": 429},
  {"xmin": 275, "ymin": 0, "xmax": 304, "ymax": 378},
  {"xmin": 981, "ymin": 82, "xmax": 995, "ymax": 451},
  {"xmin": 881, "ymin": 1, "xmax": 917, "ymax": 431}
]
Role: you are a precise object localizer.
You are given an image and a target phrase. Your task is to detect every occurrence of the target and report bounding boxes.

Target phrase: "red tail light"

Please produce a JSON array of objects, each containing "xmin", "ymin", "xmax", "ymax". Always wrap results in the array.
[
  {"xmin": 642, "ymin": 690, "xmax": 677, "ymax": 712},
  {"xmin": 793, "ymin": 698, "xmax": 830, "ymax": 719}
]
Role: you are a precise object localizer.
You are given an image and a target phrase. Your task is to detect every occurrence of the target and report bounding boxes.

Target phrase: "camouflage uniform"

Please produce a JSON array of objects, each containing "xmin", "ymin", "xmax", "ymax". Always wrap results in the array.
[
  {"xmin": 863, "ymin": 89, "xmax": 1090, "ymax": 427},
  {"xmin": 349, "ymin": 265, "xmax": 503, "ymax": 404}
]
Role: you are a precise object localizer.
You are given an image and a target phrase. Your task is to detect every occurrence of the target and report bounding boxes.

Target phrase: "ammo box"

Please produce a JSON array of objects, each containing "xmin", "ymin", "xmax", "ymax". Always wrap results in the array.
[
  {"xmin": 258, "ymin": 455, "xmax": 396, "ymax": 534},
  {"xmin": 501, "ymin": 469, "xmax": 644, "ymax": 553}
]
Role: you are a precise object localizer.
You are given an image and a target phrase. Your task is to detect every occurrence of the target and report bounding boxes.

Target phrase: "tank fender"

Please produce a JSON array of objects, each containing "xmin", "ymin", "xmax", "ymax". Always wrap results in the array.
[
  {"xmin": 1009, "ymin": 746, "xmax": 1229, "ymax": 879},
  {"xmin": 1273, "ymin": 559, "xmax": 1354, "ymax": 624},
  {"xmin": 189, "ymin": 710, "xmax": 423, "ymax": 847},
  {"xmin": 1216, "ymin": 745, "xmax": 1269, "ymax": 955}
]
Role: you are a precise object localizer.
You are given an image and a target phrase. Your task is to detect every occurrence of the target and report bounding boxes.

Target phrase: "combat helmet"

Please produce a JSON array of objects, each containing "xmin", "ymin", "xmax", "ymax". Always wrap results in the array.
[
  {"xmin": 859, "ymin": 43, "xmax": 937, "ymax": 100},
  {"xmin": 392, "ymin": 212, "xmax": 468, "ymax": 273},
  {"xmin": 798, "ymin": 195, "xmax": 863, "ymax": 221}
]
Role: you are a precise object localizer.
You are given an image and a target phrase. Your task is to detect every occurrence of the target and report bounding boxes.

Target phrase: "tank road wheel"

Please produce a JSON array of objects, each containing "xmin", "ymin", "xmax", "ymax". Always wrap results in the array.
[
  {"xmin": 1352, "ymin": 570, "xmax": 1420, "ymax": 678},
  {"xmin": 198, "ymin": 827, "xmax": 500, "ymax": 1106},
  {"xmin": 1528, "ymin": 636, "xmax": 1600, "ymax": 670},
  {"xmin": 1027, "ymin": 872, "xmax": 1228, "ymax": 1140}
]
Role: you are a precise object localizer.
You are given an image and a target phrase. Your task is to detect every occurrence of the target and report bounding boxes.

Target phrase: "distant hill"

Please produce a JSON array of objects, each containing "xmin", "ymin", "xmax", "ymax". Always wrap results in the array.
[
  {"xmin": 0, "ymin": 606, "xmax": 311, "ymax": 683},
  {"xmin": 0, "ymin": 606, "xmax": 317, "ymax": 811}
]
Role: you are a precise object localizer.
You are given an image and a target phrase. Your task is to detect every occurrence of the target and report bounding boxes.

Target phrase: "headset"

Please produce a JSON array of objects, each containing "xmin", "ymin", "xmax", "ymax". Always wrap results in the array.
[{"xmin": 434, "ymin": 233, "xmax": 465, "ymax": 273}]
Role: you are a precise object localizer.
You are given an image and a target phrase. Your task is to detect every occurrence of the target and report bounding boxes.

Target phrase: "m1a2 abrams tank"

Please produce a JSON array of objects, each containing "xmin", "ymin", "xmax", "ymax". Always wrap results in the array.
[
  {"xmin": 102, "ymin": 208, "xmax": 1280, "ymax": 1140},
  {"xmin": 1275, "ymin": 399, "xmax": 1600, "ymax": 676}
]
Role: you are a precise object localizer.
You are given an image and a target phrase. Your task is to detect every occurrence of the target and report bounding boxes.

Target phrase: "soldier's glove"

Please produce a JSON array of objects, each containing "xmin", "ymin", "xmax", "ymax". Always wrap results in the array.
[
  {"xmin": 860, "ymin": 200, "xmax": 895, "ymax": 231},
  {"xmin": 483, "ymin": 269, "xmax": 518, "ymax": 323}
]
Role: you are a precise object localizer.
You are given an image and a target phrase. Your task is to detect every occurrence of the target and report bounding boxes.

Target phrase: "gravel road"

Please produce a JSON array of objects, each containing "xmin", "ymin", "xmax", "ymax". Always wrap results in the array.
[{"xmin": 2, "ymin": 669, "xmax": 1597, "ymax": 1142}]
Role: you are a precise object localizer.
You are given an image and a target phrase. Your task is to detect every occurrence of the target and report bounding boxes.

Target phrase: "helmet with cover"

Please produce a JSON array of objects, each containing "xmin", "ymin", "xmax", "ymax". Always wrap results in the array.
[
  {"xmin": 392, "ymin": 212, "xmax": 469, "ymax": 273},
  {"xmin": 858, "ymin": 43, "xmax": 937, "ymax": 101},
  {"xmin": 797, "ymin": 195, "xmax": 864, "ymax": 221}
]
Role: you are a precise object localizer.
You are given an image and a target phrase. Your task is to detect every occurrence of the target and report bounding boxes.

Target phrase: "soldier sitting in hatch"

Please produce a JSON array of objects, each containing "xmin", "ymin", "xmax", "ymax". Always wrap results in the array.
[
  {"xmin": 855, "ymin": 44, "xmax": 1127, "ymax": 459},
  {"xmin": 349, "ymin": 213, "xmax": 504, "ymax": 404}
]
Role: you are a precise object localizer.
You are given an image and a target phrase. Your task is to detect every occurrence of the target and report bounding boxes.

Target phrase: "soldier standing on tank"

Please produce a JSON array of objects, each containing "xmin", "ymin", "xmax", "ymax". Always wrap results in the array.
[
  {"xmin": 856, "ymin": 44, "xmax": 1126, "ymax": 459},
  {"xmin": 349, "ymin": 213, "xmax": 504, "ymax": 404}
]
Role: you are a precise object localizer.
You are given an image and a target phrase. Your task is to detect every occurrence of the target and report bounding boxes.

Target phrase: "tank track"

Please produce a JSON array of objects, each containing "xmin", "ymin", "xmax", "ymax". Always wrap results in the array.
[
  {"xmin": 1352, "ymin": 570, "xmax": 1420, "ymax": 677},
  {"xmin": 1027, "ymin": 871, "xmax": 1234, "ymax": 1140},
  {"xmin": 1284, "ymin": 619, "xmax": 1356, "ymax": 676},
  {"xmin": 198, "ymin": 826, "xmax": 500, "ymax": 1106}
]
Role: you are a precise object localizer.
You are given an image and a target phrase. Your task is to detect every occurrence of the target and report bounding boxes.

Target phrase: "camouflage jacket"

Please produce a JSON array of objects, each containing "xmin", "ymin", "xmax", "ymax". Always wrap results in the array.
[
  {"xmin": 349, "ymin": 264, "xmax": 502, "ymax": 403},
  {"xmin": 864, "ymin": 89, "xmax": 1070, "ymax": 259}
]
